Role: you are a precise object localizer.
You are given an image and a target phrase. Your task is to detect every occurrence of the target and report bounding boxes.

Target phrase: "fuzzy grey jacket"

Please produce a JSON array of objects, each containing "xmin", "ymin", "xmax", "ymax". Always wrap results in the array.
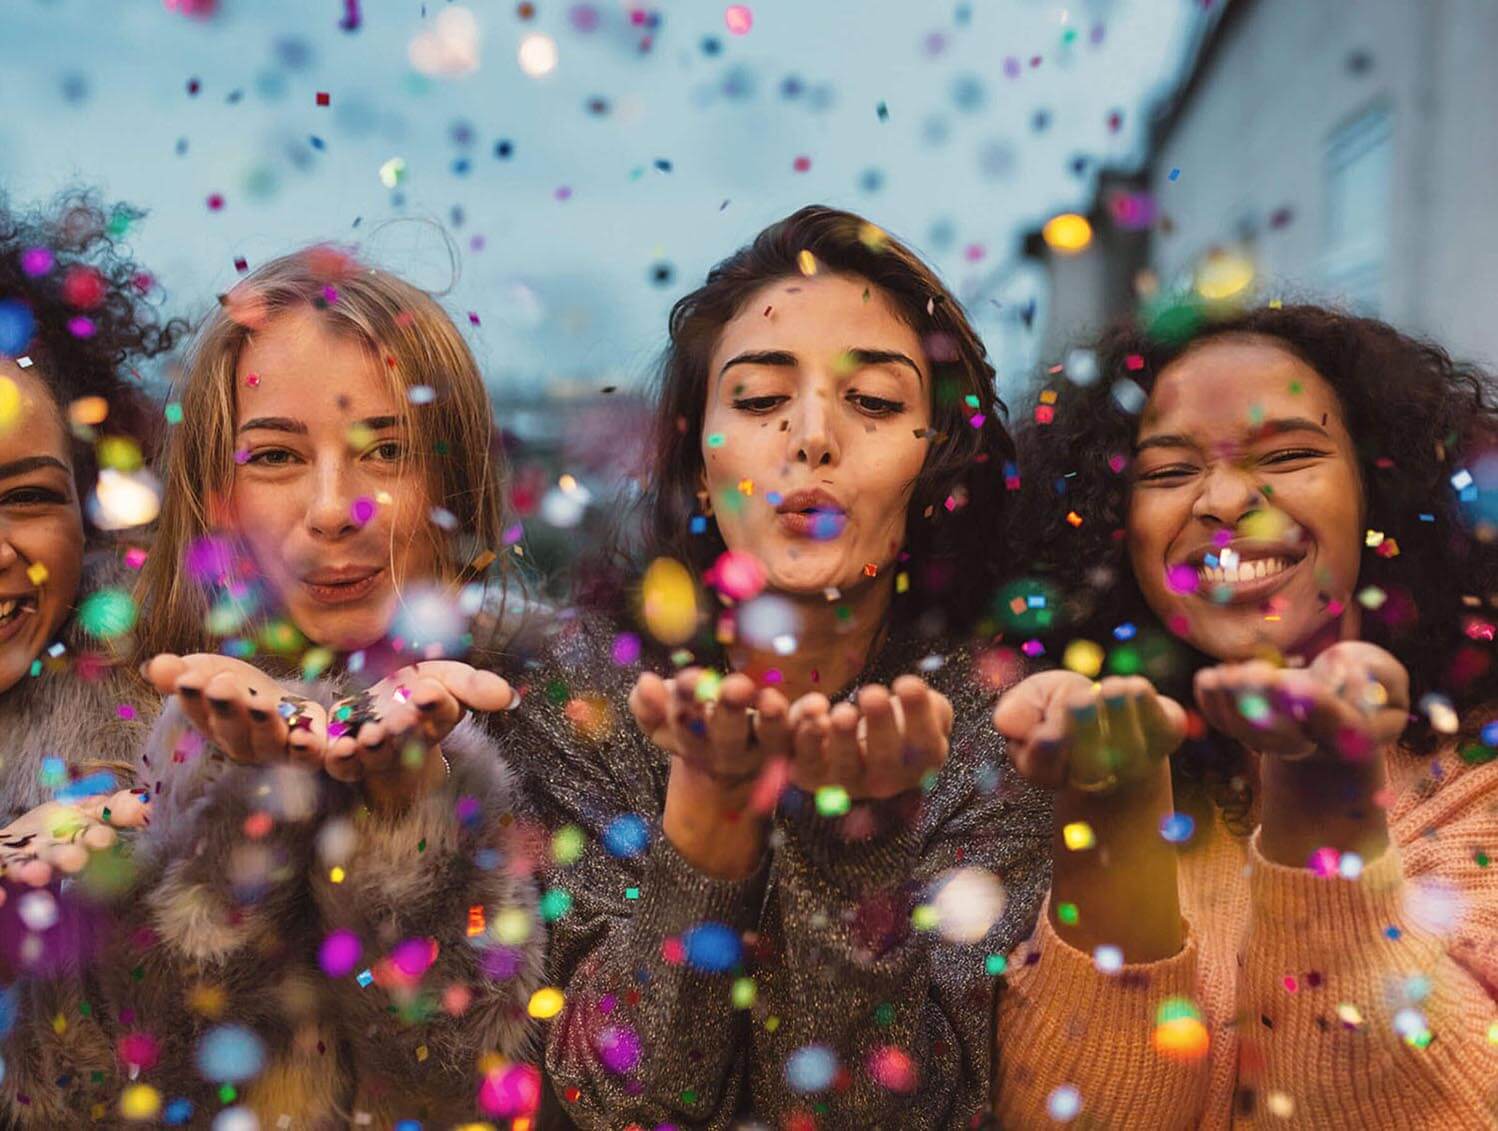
[
  {"xmin": 2, "ymin": 678, "xmax": 543, "ymax": 1128},
  {"xmin": 503, "ymin": 612, "xmax": 1053, "ymax": 1130}
]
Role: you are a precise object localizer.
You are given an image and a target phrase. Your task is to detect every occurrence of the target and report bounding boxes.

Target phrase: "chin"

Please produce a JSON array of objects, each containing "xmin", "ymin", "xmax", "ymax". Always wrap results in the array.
[{"xmin": 1181, "ymin": 607, "xmax": 1330, "ymax": 664}]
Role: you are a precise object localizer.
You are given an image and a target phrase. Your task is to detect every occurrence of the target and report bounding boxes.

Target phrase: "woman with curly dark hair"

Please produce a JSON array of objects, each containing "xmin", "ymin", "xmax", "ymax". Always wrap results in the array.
[
  {"xmin": 506, "ymin": 205, "xmax": 1050, "ymax": 1128},
  {"xmin": 988, "ymin": 303, "xmax": 1498, "ymax": 1126},
  {"xmin": 0, "ymin": 189, "xmax": 178, "ymax": 1119},
  {"xmin": 0, "ymin": 189, "xmax": 179, "ymax": 826}
]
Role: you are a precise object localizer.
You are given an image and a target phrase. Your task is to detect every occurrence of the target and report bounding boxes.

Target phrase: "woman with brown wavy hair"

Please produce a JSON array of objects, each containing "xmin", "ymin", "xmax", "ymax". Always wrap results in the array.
[
  {"xmin": 991, "ymin": 303, "xmax": 1498, "ymax": 1127},
  {"xmin": 508, "ymin": 205, "xmax": 1050, "ymax": 1128}
]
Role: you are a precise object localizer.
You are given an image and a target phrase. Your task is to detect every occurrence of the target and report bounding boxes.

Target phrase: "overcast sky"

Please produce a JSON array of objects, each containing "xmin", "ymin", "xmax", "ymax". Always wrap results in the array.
[{"xmin": 1, "ymin": 0, "xmax": 1206, "ymax": 396}]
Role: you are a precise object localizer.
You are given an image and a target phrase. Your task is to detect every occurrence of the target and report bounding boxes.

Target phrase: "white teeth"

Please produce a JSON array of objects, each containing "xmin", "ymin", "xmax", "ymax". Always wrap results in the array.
[
  {"xmin": 1196, "ymin": 557, "xmax": 1290, "ymax": 587},
  {"xmin": 0, "ymin": 597, "xmax": 32, "ymax": 623}
]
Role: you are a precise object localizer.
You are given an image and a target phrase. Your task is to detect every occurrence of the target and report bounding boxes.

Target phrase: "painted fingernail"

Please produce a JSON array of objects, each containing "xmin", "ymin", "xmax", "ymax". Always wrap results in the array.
[
  {"xmin": 248, "ymin": 707, "xmax": 270, "ymax": 723},
  {"xmin": 178, "ymin": 685, "xmax": 202, "ymax": 700},
  {"xmin": 207, "ymin": 697, "xmax": 233, "ymax": 716}
]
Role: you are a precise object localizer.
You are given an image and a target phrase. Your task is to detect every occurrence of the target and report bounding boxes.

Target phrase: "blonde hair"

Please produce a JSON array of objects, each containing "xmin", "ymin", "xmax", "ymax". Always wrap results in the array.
[{"xmin": 135, "ymin": 244, "xmax": 511, "ymax": 661}]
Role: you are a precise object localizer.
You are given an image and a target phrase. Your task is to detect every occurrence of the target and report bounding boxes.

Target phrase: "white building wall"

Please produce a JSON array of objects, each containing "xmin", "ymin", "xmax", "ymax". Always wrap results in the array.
[{"xmin": 1147, "ymin": 0, "xmax": 1498, "ymax": 366}]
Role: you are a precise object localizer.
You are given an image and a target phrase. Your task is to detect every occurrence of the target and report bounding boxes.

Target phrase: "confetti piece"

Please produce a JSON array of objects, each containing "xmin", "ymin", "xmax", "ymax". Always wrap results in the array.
[
  {"xmin": 119, "ymin": 1083, "xmax": 161, "ymax": 1121},
  {"xmin": 815, "ymin": 785, "xmax": 851, "ymax": 817},
  {"xmin": 1152, "ymin": 997, "xmax": 1209, "ymax": 1060},
  {"xmin": 641, "ymin": 557, "xmax": 698, "ymax": 645},
  {"xmin": 195, "ymin": 1025, "xmax": 265, "ymax": 1083},
  {"xmin": 784, "ymin": 1044, "xmax": 837, "ymax": 1093},
  {"xmin": 527, "ymin": 987, "xmax": 565, "ymax": 1019},
  {"xmin": 1062, "ymin": 821, "xmax": 1096, "ymax": 851},
  {"xmin": 931, "ymin": 866, "xmax": 1006, "ymax": 943}
]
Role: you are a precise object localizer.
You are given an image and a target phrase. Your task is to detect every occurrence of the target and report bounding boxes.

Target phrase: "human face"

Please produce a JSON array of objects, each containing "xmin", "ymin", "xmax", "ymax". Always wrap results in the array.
[
  {"xmin": 1128, "ymin": 336, "xmax": 1364, "ymax": 661},
  {"xmin": 0, "ymin": 361, "xmax": 85, "ymax": 694},
  {"xmin": 700, "ymin": 273, "xmax": 932, "ymax": 598},
  {"xmin": 223, "ymin": 308, "xmax": 438, "ymax": 651}
]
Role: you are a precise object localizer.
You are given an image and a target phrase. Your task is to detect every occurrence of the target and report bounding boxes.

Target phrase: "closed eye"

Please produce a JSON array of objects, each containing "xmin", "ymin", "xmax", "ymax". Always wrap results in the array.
[
  {"xmin": 1261, "ymin": 448, "xmax": 1327, "ymax": 466},
  {"xmin": 847, "ymin": 393, "xmax": 905, "ymax": 416},
  {"xmin": 1136, "ymin": 464, "xmax": 1198, "ymax": 483},
  {"xmin": 2, "ymin": 486, "xmax": 70, "ymax": 506},
  {"xmin": 731, "ymin": 395, "xmax": 788, "ymax": 414}
]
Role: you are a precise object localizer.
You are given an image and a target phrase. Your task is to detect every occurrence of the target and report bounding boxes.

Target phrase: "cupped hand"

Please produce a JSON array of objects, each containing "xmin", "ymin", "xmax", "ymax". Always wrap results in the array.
[
  {"xmin": 144, "ymin": 652, "xmax": 326, "ymax": 769},
  {"xmin": 992, "ymin": 670, "xmax": 1186, "ymax": 792},
  {"xmin": 0, "ymin": 789, "xmax": 151, "ymax": 894},
  {"xmin": 629, "ymin": 668, "xmax": 792, "ymax": 793},
  {"xmin": 324, "ymin": 661, "xmax": 513, "ymax": 812},
  {"xmin": 786, "ymin": 675, "xmax": 954, "ymax": 800},
  {"xmin": 1192, "ymin": 641, "xmax": 1410, "ymax": 762}
]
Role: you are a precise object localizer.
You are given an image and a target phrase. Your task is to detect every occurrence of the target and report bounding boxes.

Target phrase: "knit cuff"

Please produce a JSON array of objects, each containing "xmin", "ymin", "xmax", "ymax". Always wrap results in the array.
[
  {"xmin": 1245, "ymin": 829, "xmax": 1407, "ymax": 967},
  {"xmin": 775, "ymin": 786, "xmax": 925, "ymax": 892},
  {"xmin": 631, "ymin": 825, "xmax": 768, "ymax": 941}
]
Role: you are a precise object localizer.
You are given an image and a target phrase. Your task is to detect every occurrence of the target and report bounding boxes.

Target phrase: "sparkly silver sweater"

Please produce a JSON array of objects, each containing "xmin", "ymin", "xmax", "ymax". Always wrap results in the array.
[{"xmin": 504, "ymin": 612, "xmax": 1052, "ymax": 1129}]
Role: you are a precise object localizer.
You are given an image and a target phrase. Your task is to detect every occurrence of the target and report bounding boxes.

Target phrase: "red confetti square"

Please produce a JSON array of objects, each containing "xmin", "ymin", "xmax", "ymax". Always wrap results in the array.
[{"xmin": 316, "ymin": 91, "xmax": 330, "ymax": 106}]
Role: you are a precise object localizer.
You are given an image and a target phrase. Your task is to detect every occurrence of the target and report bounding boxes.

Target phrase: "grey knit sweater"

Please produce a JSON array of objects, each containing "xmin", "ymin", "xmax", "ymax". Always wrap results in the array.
[{"xmin": 503, "ymin": 611, "xmax": 1052, "ymax": 1129}]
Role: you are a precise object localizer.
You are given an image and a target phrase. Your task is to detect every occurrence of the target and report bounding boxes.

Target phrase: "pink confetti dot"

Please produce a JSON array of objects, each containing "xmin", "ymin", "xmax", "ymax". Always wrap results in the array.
[
  {"xmin": 20, "ymin": 247, "xmax": 53, "ymax": 277},
  {"xmin": 206, "ymin": 193, "xmax": 225, "ymax": 211},
  {"xmin": 792, "ymin": 155, "xmax": 811, "ymax": 173},
  {"xmin": 724, "ymin": 4, "xmax": 752, "ymax": 35},
  {"xmin": 554, "ymin": 186, "xmax": 573, "ymax": 202},
  {"xmin": 245, "ymin": 372, "xmax": 260, "ymax": 388},
  {"xmin": 318, "ymin": 930, "xmax": 362, "ymax": 977},
  {"xmin": 350, "ymin": 496, "xmax": 376, "ymax": 525},
  {"xmin": 66, "ymin": 316, "xmax": 95, "ymax": 339},
  {"xmin": 611, "ymin": 633, "xmax": 641, "ymax": 665},
  {"xmin": 1166, "ymin": 563, "xmax": 1199, "ymax": 594}
]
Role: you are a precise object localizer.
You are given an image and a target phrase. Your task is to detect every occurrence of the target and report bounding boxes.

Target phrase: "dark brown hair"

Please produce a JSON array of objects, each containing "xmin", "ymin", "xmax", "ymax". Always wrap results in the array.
[
  {"xmin": 624, "ymin": 204, "xmax": 1016, "ymax": 636},
  {"xmin": 0, "ymin": 188, "xmax": 181, "ymax": 526},
  {"xmin": 1012, "ymin": 301, "xmax": 1498, "ymax": 827}
]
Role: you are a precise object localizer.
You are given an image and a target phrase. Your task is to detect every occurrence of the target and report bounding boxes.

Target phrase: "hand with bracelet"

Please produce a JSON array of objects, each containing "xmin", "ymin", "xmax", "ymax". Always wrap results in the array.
[
  {"xmin": 992, "ymin": 671, "xmax": 1189, "ymax": 961},
  {"xmin": 629, "ymin": 667, "xmax": 792, "ymax": 880}
]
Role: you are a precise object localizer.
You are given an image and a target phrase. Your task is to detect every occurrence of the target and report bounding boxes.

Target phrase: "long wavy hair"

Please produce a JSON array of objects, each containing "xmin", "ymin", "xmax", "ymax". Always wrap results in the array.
[
  {"xmin": 596, "ymin": 204, "xmax": 1016, "ymax": 642},
  {"xmin": 135, "ymin": 244, "xmax": 515, "ymax": 663},
  {"xmin": 1011, "ymin": 302, "xmax": 1498, "ymax": 829}
]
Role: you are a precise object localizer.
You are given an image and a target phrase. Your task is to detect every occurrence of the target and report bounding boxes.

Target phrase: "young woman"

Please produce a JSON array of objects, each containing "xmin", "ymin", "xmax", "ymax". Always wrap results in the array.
[
  {"xmin": 0, "ymin": 190, "xmax": 171, "ymax": 971},
  {"xmin": 506, "ymin": 205, "xmax": 1050, "ymax": 1128},
  {"xmin": 991, "ymin": 304, "xmax": 1498, "ymax": 1126},
  {"xmin": 3, "ymin": 246, "xmax": 543, "ymax": 1127}
]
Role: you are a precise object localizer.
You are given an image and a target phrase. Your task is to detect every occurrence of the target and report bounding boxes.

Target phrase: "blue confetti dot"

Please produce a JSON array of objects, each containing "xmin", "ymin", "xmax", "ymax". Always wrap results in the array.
[
  {"xmin": 683, "ymin": 922, "xmax": 742, "ymax": 973},
  {"xmin": 395, "ymin": 1121, "xmax": 423, "ymax": 1131},
  {"xmin": 1159, "ymin": 811, "xmax": 1195, "ymax": 844},
  {"xmin": 689, "ymin": 515, "xmax": 708, "ymax": 534},
  {"xmin": 1168, "ymin": 167, "xmax": 1181, "ymax": 181},
  {"xmin": 602, "ymin": 813, "xmax": 650, "ymax": 859},
  {"xmin": 1481, "ymin": 721, "xmax": 1498, "ymax": 747},
  {"xmin": 0, "ymin": 299, "xmax": 35, "ymax": 357},
  {"xmin": 784, "ymin": 1044, "xmax": 838, "ymax": 1093},
  {"xmin": 195, "ymin": 1025, "xmax": 265, "ymax": 1083},
  {"xmin": 1112, "ymin": 622, "xmax": 1137, "ymax": 641},
  {"xmin": 164, "ymin": 1098, "xmax": 194, "ymax": 1125}
]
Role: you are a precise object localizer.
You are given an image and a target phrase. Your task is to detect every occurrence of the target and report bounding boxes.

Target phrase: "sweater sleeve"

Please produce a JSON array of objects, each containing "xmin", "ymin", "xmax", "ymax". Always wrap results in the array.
[
  {"xmin": 524, "ymin": 721, "xmax": 767, "ymax": 1129},
  {"xmin": 754, "ymin": 729, "xmax": 1052, "ymax": 1129},
  {"xmin": 307, "ymin": 716, "xmax": 543, "ymax": 1124},
  {"xmin": 1237, "ymin": 752, "xmax": 1498, "ymax": 1127},
  {"xmin": 1, "ymin": 697, "xmax": 325, "ymax": 1125},
  {"xmin": 993, "ymin": 900, "xmax": 1209, "ymax": 1130}
]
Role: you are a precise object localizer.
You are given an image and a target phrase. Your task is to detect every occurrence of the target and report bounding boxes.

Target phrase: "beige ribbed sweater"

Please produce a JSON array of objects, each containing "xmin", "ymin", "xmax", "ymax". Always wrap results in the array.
[{"xmin": 995, "ymin": 744, "xmax": 1498, "ymax": 1128}]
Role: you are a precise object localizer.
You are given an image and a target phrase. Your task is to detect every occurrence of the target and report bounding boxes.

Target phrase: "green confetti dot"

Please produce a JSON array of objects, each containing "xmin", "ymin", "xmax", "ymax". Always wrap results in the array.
[
  {"xmin": 218, "ymin": 1083, "xmax": 237, "ymax": 1104},
  {"xmin": 416, "ymin": 838, "xmax": 426, "ymax": 853},
  {"xmin": 1476, "ymin": 851, "xmax": 1490, "ymax": 869},
  {"xmin": 985, "ymin": 953, "xmax": 1008, "ymax": 976},
  {"xmin": 706, "ymin": 433, "xmax": 725, "ymax": 448},
  {"xmin": 539, "ymin": 887, "xmax": 573, "ymax": 922},
  {"xmin": 1056, "ymin": 901, "xmax": 1080, "ymax": 926},
  {"xmin": 815, "ymin": 785, "xmax": 851, "ymax": 817},
  {"xmin": 731, "ymin": 977, "xmax": 757, "ymax": 1009},
  {"xmin": 873, "ymin": 1002, "xmax": 894, "ymax": 1027},
  {"xmin": 78, "ymin": 588, "xmax": 137, "ymax": 639},
  {"xmin": 625, "ymin": 886, "xmax": 640, "ymax": 900},
  {"xmin": 552, "ymin": 824, "xmax": 586, "ymax": 866},
  {"xmin": 911, "ymin": 903, "xmax": 938, "ymax": 931},
  {"xmin": 164, "ymin": 402, "xmax": 183, "ymax": 424},
  {"xmin": 681, "ymin": 1088, "xmax": 699, "ymax": 1105}
]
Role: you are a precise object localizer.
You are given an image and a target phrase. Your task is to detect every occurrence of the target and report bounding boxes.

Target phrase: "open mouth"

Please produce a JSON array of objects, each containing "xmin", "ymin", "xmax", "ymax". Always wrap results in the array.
[{"xmin": 0, "ymin": 594, "xmax": 38, "ymax": 642}]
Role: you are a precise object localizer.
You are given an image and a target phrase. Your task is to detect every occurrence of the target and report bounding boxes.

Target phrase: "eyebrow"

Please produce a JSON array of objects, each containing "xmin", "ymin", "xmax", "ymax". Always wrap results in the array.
[
  {"xmin": 0, "ymin": 455, "xmax": 70, "ymax": 480},
  {"xmin": 238, "ymin": 415, "xmax": 401, "ymax": 435},
  {"xmin": 717, "ymin": 347, "xmax": 925, "ymax": 386},
  {"xmin": 1135, "ymin": 416, "xmax": 1332, "ymax": 453}
]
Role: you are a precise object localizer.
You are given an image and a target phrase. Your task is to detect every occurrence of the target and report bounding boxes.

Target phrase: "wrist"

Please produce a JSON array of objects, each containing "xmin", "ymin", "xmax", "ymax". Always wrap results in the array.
[
  {"xmin": 1258, "ymin": 745, "xmax": 1389, "ymax": 866},
  {"xmin": 664, "ymin": 760, "xmax": 767, "ymax": 881}
]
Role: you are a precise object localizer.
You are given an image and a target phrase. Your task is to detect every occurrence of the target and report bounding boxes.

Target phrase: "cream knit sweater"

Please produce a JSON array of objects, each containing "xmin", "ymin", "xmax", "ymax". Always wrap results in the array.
[{"xmin": 994, "ymin": 744, "xmax": 1498, "ymax": 1128}]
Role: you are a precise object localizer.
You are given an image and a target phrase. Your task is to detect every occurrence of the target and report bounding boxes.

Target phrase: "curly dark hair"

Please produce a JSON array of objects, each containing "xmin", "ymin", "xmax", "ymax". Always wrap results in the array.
[
  {"xmin": 1, "ymin": 188, "xmax": 182, "ymax": 525},
  {"xmin": 1010, "ymin": 301, "xmax": 1498, "ymax": 829},
  {"xmin": 587, "ymin": 204, "xmax": 1015, "ymax": 643}
]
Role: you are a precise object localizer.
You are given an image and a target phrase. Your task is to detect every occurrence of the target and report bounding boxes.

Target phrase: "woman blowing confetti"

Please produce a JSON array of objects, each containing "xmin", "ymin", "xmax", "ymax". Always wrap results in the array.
[
  {"xmin": 505, "ymin": 205, "xmax": 1050, "ymax": 1128},
  {"xmin": 4, "ymin": 245, "xmax": 543, "ymax": 1127},
  {"xmin": 991, "ymin": 304, "xmax": 1498, "ymax": 1127}
]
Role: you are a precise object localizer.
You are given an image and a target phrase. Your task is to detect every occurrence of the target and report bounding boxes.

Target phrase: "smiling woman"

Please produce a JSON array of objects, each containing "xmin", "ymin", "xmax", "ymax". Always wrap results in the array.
[{"xmin": 991, "ymin": 304, "xmax": 1498, "ymax": 1127}]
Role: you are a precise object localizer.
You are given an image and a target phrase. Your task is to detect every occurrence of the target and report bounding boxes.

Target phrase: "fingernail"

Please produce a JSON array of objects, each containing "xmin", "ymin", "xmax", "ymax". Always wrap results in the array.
[
  {"xmin": 248, "ymin": 707, "xmax": 269, "ymax": 723},
  {"xmin": 207, "ymin": 697, "xmax": 233, "ymax": 716},
  {"xmin": 178, "ymin": 685, "xmax": 202, "ymax": 700}
]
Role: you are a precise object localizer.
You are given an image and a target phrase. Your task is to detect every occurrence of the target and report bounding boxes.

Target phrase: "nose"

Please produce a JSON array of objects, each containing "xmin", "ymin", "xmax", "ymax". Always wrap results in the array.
[
  {"xmin": 1191, "ymin": 461, "xmax": 1265, "ymax": 528},
  {"xmin": 305, "ymin": 458, "xmax": 359, "ymax": 540},
  {"xmin": 787, "ymin": 391, "xmax": 840, "ymax": 469}
]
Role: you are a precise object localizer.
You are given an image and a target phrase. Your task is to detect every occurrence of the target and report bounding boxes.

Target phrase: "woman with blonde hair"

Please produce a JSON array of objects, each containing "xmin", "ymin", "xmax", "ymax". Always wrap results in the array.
[{"xmin": 3, "ymin": 243, "xmax": 543, "ymax": 1128}]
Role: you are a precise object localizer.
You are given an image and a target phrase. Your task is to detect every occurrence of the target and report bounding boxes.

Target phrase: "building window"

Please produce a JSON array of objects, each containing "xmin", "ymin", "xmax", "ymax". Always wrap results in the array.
[{"xmin": 1322, "ymin": 101, "xmax": 1393, "ymax": 315}]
